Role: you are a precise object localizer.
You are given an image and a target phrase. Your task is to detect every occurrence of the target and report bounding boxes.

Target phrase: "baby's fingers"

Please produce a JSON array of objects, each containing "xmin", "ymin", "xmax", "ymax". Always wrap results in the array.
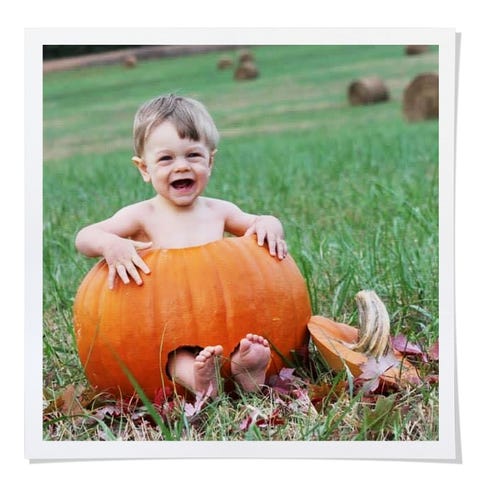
[
  {"xmin": 244, "ymin": 225, "xmax": 255, "ymax": 237},
  {"xmin": 124, "ymin": 262, "xmax": 144, "ymax": 286},
  {"xmin": 255, "ymin": 227, "xmax": 267, "ymax": 247},
  {"xmin": 116, "ymin": 264, "xmax": 131, "ymax": 285},
  {"xmin": 132, "ymin": 254, "xmax": 151, "ymax": 276},
  {"xmin": 265, "ymin": 235, "xmax": 288, "ymax": 260},
  {"xmin": 267, "ymin": 233, "xmax": 278, "ymax": 257},
  {"xmin": 276, "ymin": 239, "xmax": 288, "ymax": 260},
  {"xmin": 107, "ymin": 263, "xmax": 130, "ymax": 289},
  {"xmin": 108, "ymin": 265, "xmax": 117, "ymax": 290}
]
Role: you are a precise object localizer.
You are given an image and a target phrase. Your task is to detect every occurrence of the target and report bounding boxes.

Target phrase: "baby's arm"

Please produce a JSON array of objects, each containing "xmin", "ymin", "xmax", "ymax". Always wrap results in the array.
[
  {"xmin": 75, "ymin": 204, "xmax": 152, "ymax": 289},
  {"xmin": 221, "ymin": 201, "xmax": 287, "ymax": 259}
]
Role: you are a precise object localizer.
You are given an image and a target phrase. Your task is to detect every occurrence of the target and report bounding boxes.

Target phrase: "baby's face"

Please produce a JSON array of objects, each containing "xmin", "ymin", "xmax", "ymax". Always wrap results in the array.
[{"xmin": 139, "ymin": 121, "xmax": 214, "ymax": 207}]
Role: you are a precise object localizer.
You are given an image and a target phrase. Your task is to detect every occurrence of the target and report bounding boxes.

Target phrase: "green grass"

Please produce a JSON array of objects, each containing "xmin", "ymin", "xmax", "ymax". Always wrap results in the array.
[{"xmin": 43, "ymin": 45, "xmax": 439, "ymax": 440}]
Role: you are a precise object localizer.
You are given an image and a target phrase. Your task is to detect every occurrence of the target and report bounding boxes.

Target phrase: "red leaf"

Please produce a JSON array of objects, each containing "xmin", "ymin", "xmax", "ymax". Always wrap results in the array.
[
  {"xmin": 184, "ymin": 386, "xmax": 212, "ymax": 418},
  {"xmin": 425, "ymin": 374, "xmax": 439, "ymax": 384},
  {"xmin": 392, "ymin": 334, "xmax": 422, "ymax": 355},
  {"xmin": 153, "ymin": 386, "xmax": 173, "ymax": 406},
  {"xmin": 268, "ymin": 367, "xmax": 297, "ymax": 394},
  {"xmin": 256, "ymin": 411, "xmax": 285, "ymax": 428},
  {"xmin": 392, "ymin": 334, "xmax": 428, "ymax": 362},
  {"xmin": 427, "ymin": 340, "xmax": 439, "ymax": 361},
  {"xmin": 239, "ymin": 414, "xmax": 253, "ymax": 431},
  {"xmin": 239, "ymin": 406, "xmax": 261, "ymax": 431},
  {"xmin": 358, "ymin": 354, "xmax": 400, "ymax": 393},
  {"xmin": 239, "ymin": 407, "xmax": 286, "ymax": 430},
  {"xmin": 360, "ymin": 353, "xmax": 399, "ymax": 379}
]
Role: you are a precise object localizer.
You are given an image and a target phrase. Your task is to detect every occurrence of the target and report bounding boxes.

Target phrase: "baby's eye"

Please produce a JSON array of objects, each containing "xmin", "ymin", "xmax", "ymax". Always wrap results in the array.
[
  {"xmin": 188, "ymin": 152, "xmax": 202, "ymax": 158},
  {"xmin": 158, "ymin": 155, "xmax": 173, "ymax": 163}
]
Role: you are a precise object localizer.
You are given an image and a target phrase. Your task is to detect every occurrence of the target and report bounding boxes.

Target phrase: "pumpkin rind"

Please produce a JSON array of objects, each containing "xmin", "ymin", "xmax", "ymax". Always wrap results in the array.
[
  {"xmin": 73, "ymin": 236, "xmax": 311, "ymax": 398},
  {"xmin": 307, "ymin": 315, "xmax": 419, "ymax": 386}
]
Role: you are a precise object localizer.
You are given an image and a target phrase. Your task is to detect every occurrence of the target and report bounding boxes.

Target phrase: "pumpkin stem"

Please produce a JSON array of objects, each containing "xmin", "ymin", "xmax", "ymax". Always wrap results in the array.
[{"xmin": 350, "ymin": 290, "xmax": 392, "ymax": 359}]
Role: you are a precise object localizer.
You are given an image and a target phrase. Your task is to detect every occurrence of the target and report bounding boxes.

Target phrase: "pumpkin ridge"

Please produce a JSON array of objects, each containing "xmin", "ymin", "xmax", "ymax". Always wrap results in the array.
[
  {"xmin": 178, "ymin": 246, "xmax": 203, "ymax": 348},
  {"xmin": 286, "ymin": 255, "xmax": 312, "ymax": 354},
  {"xmin": 236, "ymin": 237, "xmax": 270, "ymax": 336},
  {"xmin": 230, "ymin": 237, "xmax": 268, "ymax": 347},
  {"xmin": 202, "ymin": 241, "xmax": 229, "ymax": 347},
  {"xmin": 151, "ymin": 250, "xmax": 175, "ymax": 392},
  {"xmin": 246, "ymin": 244, "xmax": 300, "ymax": 365},
  {"xmin": 208, "ymin": 238, "xmax": 242, "ymax": 354},
  {"xmin": 153, "ymin": 249, "xmax": 189, "ymax": 383},
  {"xmin": 230, "ymin": 236, "xmax": 284, "ymax": 372},
  {"xmin": 145, "ymin": 251, "xmax": 160, "ymax": 388},
  {"xmin": 75, "ymin": 262, "xmax": 114, "ymax": 392},
  {"xmin": 146, "ymin": 251, "xmax": 161, "ymax": 388},
  {"xmin": 74, "ymin": 262, "xmax": 107, "ymax": 381}
]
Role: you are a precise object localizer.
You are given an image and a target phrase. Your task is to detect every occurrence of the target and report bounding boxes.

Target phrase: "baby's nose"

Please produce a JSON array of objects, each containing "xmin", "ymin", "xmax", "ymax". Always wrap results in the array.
[{"xmin": 173, "ymin": 157, "xmax": 190, "ymax": 170}]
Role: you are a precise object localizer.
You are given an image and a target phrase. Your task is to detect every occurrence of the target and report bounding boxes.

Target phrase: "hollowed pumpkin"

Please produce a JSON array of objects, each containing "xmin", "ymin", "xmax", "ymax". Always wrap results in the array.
[
  {"xmin": 308, "ymin": 316, "xmax": 419, "ymax": 385},
  {"xmin": 308, "ymin": 291, "xmax": 420, "ymax": 388},
  {"xmin": 73, "ymin": 236, "xmax": 311, "ymax": 399}
]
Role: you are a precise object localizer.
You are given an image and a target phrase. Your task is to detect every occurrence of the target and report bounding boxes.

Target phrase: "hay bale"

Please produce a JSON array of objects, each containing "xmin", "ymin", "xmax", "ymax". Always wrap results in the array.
[
  {"xmin": 217, "ymin": 56, "xmax": 233, "ymax": 70},
  {"xmin": 238, "ymin": 49, "xmax": 255, "ymax": 63},
  {"xmin": 123, "ymin": 55, "xmax": 137, "ymax": 68},
  {"xmin": 405, "ymin": 45, "xmax": 429, "ymax": 55},
  {"xmin": 348, "ymin": 76, "xmax": 390, "ymax": 106},
  {"xmin": 234, "ymin": 61, "xmax": 259, "ymax": 81},
  {"xmin": 403, "ymin": 72, "xmax": 439, "ymax": 122}
]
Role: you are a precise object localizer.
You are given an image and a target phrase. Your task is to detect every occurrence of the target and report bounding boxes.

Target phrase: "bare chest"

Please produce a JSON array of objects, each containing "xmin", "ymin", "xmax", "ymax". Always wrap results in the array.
[{"xmin": 138, "ymin": 205, "xmax": 226, "ymax": 249}]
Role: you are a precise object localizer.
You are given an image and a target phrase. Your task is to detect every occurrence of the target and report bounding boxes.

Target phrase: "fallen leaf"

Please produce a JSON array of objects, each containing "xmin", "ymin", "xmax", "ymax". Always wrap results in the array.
[
  {"xmin": 267, "ymin": 368, "xmax": 297, "ymax": 394},
  {"xmin": 239, "ymin": 406, "xmax": 286, "ymax": 431},
  {"xmin": 55, "ymin": 384, "xmax": 85, "ymax": 417},
  {"xmin": 392, "ymin": 334, "xmax": 427, "ymax": 361},
  {"xmin": 358, "ymin": 353, "xmax": 400, "ymax": 393},
  {"xmin": 308, "ymin": 381, "xmax": 347, "ymax": 407},
  {"xmin": 255, "ymin": 409, "xmax": 285, "ymax": 428},
  {"xmin": 289, "ymin": 388, "xmax": 318, "ymax": 416},
  {"xmin": 363, "ymin": 395, "xmax": 397, "ymax": 433},
  {"xmin": 239, "ymin": 406, "xmax": 261, "ymax": 431},
  {"xmin": 427, "ymin": 340, "xmax": 439, "ymax": 361},
  {"xmin": 425, "ymin": 374, "xmax": 439, "ymax": 385},
  {"xmin": 184, "ymin": 384, "xmax": 212, "ymax": 418},
  {"xmin": 153, "ymin": 386, "xmax": 173, "ymax": 406},
  {"xmin": 93, "ymin": 403, "xmax": 123, "ymax": 420},
  {"xmin": 239, "ymin": 414, "xmax": 253, "ymax": 431},
  {"xmin": 279, "ymin": 368, "xmax": 295, "ymax": 380}
]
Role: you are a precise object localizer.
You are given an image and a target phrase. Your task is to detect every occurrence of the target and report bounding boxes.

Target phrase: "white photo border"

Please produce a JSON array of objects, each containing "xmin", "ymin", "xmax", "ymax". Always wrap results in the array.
[{"xmin": 26, "ymin": 27, "xmax": 457, "ymax": 461}]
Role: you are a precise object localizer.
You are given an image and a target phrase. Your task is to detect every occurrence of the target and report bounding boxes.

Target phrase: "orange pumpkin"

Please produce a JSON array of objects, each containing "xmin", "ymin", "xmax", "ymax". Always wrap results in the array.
[
  {"xmin": 73, "ymin": 236, "xmax": 311, "ymax": 399},
  {"xmin": 308, "ymin": 291, "xmax": 420, "ymax": 388},
  {"xmin": 308, "ymin": 316, "xmax": 419, "ymax": 388}
]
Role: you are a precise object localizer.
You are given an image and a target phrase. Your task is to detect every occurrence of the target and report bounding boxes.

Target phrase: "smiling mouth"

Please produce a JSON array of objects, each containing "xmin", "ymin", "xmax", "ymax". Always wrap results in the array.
[{"xmin": 171, "ymin": 178, "xmax": 195, "ymax": 190}]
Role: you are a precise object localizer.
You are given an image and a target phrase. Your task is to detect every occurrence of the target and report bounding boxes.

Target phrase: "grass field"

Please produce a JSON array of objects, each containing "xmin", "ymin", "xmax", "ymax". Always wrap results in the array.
[{"xmin": 43, "ymin": 44, "xmax": 439, "ymax": 441}]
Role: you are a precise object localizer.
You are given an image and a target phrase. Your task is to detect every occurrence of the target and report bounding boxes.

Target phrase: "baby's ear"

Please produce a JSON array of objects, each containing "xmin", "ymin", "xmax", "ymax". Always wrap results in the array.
[
  {"xmin": 132, "ymin": 156, "xmax": 150, "ymax": 182},
  {"xmin": 209, "ymin": 149, "xmax": 217, "ymax": 170}
]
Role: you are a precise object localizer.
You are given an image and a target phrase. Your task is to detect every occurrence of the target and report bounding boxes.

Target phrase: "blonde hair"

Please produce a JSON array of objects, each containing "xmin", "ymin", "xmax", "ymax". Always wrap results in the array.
[{"xmin": 133, "ymin": 94, "xmax": 220, "ymax": 156}]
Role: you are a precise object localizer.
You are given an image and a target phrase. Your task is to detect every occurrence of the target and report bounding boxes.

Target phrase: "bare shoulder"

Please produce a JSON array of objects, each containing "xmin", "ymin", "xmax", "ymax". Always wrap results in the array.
[
  {"xmin": 112, "ymin": 199, "xmax": 154, "ymax": 219},
  {"xmin": 100, "ymin": 199, "xmax": 154, "ymax": 236},
  {"xmin": 201, "ymin": 197, "xmax": 240, "ymax": 215},
  {"xmin": 202, "ymin": 197, "xmax": 256, "ymax": 236}
]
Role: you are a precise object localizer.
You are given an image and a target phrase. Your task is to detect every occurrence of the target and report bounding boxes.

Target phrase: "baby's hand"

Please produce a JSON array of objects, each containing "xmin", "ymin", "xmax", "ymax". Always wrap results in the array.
[
  {"xmin": 102, "ymin": 236, "xmax": 152, "ymax": 289},
  {"xmin": 244, "ymin": 215, "xmax": 288, "ymax": 260}
]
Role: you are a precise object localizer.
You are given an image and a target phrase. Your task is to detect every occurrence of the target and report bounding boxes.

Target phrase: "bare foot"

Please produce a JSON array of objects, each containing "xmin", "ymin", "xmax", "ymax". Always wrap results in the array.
[
  {"xmin": 193, "ymin": 345, "xmax": 223, "ymax": 397},
  {"xmin": 231, "ymin": 334, "xmax": 271, "ymax": 392}
]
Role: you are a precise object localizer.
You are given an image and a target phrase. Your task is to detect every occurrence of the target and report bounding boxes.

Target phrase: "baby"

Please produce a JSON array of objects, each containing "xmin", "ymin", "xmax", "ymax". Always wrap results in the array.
[{"xmin": 75, "ymin": 94, "xmax": 288, "ymax": 397}]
